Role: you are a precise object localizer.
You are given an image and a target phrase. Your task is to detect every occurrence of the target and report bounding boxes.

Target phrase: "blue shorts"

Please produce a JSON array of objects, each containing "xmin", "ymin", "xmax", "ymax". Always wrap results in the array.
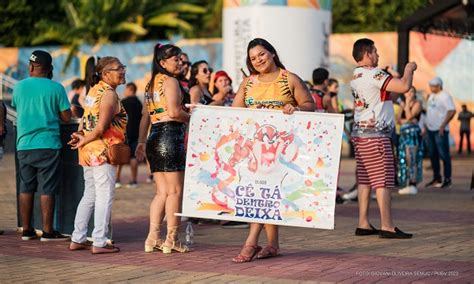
[{"xmin": 18, "ymin": 149, "xmax": 61, "ymax": 195}]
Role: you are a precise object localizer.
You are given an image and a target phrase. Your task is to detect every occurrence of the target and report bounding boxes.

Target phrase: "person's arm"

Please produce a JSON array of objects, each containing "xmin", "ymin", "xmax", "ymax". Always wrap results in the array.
[
  {"xmin": 210, "ymin": 86, "xmax": 232, "ymax": 106},
  {"xmin": 404, "ymin": 100, "xmax": 422, "ymax": 122},
  {"xmin": 58, "ymin": 85, "xmax": 72, "ymax": 123},
  {"xmin": 70, "ymin": 90, "xmax": 118, "ymax": 149},
  {"xmin": 0, "ymin": 101, "xmax": 5, "ymax": 136},
  {"xmin": 439, "ymin": 110, "xmax": 456, "ymax": 136},
  {"xmin": 60, "ymin": 109, "xmax": 72, "ymax": 122},
  {"xmin": 385, "ymin": 62, "xmax": 417, "ymax": 94},
  {"xmin": 164, "ymin": 77, "xmax": 190, "ymax": 123},
  {"xmin": 231, "ymin": 78, "xmax": 250, "ymax": 108},
  {"xmin": 135, "ymin": 102, "xmax": 150, "ymax": 162},
  {"xmin": 189, "ymin": 85, "xmax": 203, "ymax": 105},
  {"xmin": 330, "ymin": 96, "xmax": 339, "ymax": 113},
  {"xmin": 284, "ymin": 73, "xmax": 315, "ymax": 114},
  {"xmin": 439, "ymin": 94, "xmax": 456, "ymax": 136},
  {"xmin": 323, "ymin": 94, "xmax": 336, "ymax": 113}
]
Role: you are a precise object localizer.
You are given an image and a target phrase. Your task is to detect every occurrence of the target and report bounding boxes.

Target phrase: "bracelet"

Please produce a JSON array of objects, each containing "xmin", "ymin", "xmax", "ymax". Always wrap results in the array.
[
  {"xmin": 295, "ymin": 106, "xmax": 301, "ymax": 111},
  {"xmin": 138, "ymin": 141, "xmax": 146, "ymax": 144}
]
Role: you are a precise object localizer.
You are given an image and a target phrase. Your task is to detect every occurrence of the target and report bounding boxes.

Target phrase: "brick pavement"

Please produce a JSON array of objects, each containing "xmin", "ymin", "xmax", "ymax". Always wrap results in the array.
[{"xmin": 0, "ymin": 153, "xmax": 473, "ymax": 283}]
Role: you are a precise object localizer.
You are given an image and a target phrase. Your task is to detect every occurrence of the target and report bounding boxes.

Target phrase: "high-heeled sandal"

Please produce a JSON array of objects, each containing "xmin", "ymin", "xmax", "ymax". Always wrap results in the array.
[
  {"xmin": 232, "ymin": 245, "xmax": 262, "ymax": 263},
  {"xmin": 144, "ymin": 222, "xmax": 164, "ymax": 253},
  {"xmin": 256, "ymin": 246, "xmax": 280, "ymax": 259},
  {"xmin": 162, "ymin": 226, "xmax": 190, "ymax": 254}
]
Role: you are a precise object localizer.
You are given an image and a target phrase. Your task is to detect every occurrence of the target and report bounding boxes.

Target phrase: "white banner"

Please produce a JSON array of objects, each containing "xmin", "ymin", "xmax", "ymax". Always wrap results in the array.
[
  {"xmin": 223, "ymin": 4, "xmax": 331, "ymax": 88},
  {"xmin": 181, "ymin": 106, "xmax": 344, "ymax": 229}
]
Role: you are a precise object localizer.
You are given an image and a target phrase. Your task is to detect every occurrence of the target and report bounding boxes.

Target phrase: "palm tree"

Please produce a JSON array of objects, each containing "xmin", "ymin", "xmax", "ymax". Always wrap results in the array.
[
  {"xmin": 32, "ymin": 0, "xmax": 205, "ymax": 71},
  {"xmin": 143, "ymin": 0, "xmax": 206, "ymax": 39}
]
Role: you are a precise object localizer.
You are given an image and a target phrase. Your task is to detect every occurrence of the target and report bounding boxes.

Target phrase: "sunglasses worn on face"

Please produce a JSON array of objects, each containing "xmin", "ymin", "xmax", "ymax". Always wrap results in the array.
[
  {"xmin": 182, "ymin": 61, "xmax": 191, "ymax": 66},
  {"xmin": 202, "ymin": 68, "xmax": 213, "ymax": 74},
  {"xmin": 105, "ymin": 65, "xmax": 127, "ymax": 72}
]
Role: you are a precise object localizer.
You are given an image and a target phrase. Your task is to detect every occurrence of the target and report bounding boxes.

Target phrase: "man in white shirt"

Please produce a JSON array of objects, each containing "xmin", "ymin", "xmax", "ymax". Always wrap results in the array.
[
  {"xmin": 425, "ymin": 77, "xmax": 456, "ymax": 188},
  {"xmin": 350, "ymin": 38, "xmax": 416, "ymax": 239}
]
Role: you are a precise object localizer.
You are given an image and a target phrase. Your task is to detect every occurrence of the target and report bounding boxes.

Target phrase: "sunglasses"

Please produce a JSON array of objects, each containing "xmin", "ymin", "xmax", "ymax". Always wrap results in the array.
[
  {"xmin": 181, "ymin": 61, "xmax": 191, "ymax": 66},
  {"xmin": 201, "ymin": 67, "xmax": 213, "ymax": 74},
  {"xmin": 105, "ymin": 65, "xmax": 127, "ymax": 72}
]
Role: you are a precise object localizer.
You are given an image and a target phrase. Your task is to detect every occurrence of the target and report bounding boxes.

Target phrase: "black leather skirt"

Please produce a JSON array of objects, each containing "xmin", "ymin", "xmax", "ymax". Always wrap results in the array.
[{"xmin": 146, "ymin": 121, "xmax": 186, "ymax": 172}]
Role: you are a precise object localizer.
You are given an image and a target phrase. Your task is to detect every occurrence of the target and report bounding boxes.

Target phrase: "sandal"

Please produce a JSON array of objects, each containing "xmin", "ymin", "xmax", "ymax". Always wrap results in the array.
[
  {"xmin": 162, "ymin": 226, "xmax": 190, "ymax": 254},
  {"xmin": 256, "ymin": 246, "xmax": 280, "ymax": 259},
  {"xmin": 144, "ymin": 222, "xmax": 163, "ymax": 253},
  {"xmin": 232, "ymin": 245, "xmax": 262, "ymax": 263}
]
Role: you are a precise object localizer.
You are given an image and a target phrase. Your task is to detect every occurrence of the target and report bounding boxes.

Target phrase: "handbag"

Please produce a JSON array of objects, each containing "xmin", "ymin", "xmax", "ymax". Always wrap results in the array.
[{"xmin": 107, "ymin": 142, "xmax": 131, "ymax": 165}]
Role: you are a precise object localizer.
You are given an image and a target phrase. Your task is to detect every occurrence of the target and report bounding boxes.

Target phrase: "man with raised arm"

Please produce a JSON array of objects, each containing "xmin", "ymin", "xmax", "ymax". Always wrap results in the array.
[{"xmin": 350, "ymin": 38, "xmax": 415, "ymax": 239}]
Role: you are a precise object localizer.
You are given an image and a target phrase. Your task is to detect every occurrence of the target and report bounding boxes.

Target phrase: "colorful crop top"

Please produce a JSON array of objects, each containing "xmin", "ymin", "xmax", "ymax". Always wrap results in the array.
[
  {"xmin": 145, "ymin": 73, "xmax": 171, "ymax": 124},
  {"xmin": 79, "ymin": 81, "xmax": 128, "ymax": 167},
  {"xmin": 243, "ymin": 69, "xmax": 296, "ymax": 110}
]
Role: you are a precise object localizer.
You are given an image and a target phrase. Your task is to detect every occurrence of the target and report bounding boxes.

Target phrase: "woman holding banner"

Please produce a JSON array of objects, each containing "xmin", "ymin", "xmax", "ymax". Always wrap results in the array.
[
  {"xmin": 231, "ymin": 38, "xmax": 315, "ymax": 262},
  {"xmin": 135, "ymin": 43, "xmax": 191, "ymax": 254}
]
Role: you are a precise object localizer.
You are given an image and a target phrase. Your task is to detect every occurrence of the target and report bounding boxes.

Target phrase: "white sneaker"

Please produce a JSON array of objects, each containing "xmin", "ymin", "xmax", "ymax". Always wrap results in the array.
[
  {"xmin": 398, "ymin": 185, "xmax": 418, "ymax": 195},
  {"xmin": 342, "ymin": 189, "xmax": 358, "ymax": 200},
  {"xmin": 126, "ymin": 182, "xmax": 138, "ymax": 188},
  {"xmin": 146, "ymin": 176, "xmax": 153, "ymax": 183},
  {"xmin": 115, "ymin": 182, "xmax": 122, "ymax": 189},
  {"xmin": 370, "ymin": 192, "xmax": 377, "ymax": 200}
]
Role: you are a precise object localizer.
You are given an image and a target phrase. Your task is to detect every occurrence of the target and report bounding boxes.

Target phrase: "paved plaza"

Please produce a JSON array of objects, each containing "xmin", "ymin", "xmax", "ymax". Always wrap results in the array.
[{"xmin": 0, "ymin": 153, "xmax": 473, "ymax": 283}]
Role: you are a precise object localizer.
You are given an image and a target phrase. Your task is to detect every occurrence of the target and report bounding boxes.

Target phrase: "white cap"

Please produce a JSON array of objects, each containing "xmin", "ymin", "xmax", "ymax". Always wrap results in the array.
[{"xmin": 429, "ymin": 76, "xmax": 443, "ymax": 87}]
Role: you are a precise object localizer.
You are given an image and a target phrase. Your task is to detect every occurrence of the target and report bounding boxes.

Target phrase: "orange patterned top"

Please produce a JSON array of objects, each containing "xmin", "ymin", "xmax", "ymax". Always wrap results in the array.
[
  {"xmin": 244, "ymin": 69, "xmax": 296, "ymax": 110},
  {"xmin": 79, "ymin": 81, "xmax": 128, "ymax": 167},
  {"xmin": 145, "ymin": 73, "xmax": 170, "ymax": 124}
]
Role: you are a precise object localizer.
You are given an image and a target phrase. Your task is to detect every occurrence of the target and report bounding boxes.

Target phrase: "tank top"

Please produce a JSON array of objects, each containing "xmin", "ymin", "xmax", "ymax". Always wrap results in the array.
[
  {"xmin": 145, "ymin": 73, "xmax": 182, "ymax": 124},
  {"xmin": 310, "ymin": 88, "xmax": 326, "ymax": 112},
  {"xmin": 243, "ymin": 69, "xmax": 296, "ymax": 109},
  {"xmin": 79, "ymin": 81, "xmax": 128, "ymax": 167},
  {"xmin": 400, "ymin": 100, "xmax": 422, "ymax": 122}
]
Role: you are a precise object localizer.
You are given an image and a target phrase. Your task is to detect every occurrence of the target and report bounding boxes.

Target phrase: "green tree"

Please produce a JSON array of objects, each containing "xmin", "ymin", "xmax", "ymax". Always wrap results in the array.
[
  {"xmin": 142, "ymin": 0, "xmax": 206, "ymax": 39},
  {"xmin": 0, "ymin": 0, "xmax": 64, "ymax": 47},
  {"xmin": 30, "ymin": 0, "xmax": 205, "ymax": 70},
  {"xmin": 332, "ymin": 0, "xmax": 429, "ymax": 33},
  {"xmin": 32, "ymin": 0, "xmax": 146, "ymax": 70}
]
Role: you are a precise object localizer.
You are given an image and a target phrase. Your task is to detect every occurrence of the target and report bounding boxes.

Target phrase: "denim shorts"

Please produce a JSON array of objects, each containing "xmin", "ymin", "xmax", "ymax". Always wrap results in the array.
[{"xmin": 17, "ymin": 149, "xmax": 61, "ymax": 195}]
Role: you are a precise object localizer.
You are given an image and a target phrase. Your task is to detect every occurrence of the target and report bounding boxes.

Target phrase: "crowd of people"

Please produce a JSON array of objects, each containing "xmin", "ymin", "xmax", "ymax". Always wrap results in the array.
[{"xmin": 8, "ymin": 37, "xmax": 471, "ymax": 259}]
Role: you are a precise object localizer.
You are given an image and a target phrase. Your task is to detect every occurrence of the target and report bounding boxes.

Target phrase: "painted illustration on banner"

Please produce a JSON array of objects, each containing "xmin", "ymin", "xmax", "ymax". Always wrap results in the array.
[{"xmin": 182, "ymin": 106, "xmax": 344, "ymax": 229}]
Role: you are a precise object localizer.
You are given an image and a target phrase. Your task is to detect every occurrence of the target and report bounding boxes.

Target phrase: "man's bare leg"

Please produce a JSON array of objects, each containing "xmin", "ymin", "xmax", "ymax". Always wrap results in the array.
[{"xmin": 357, "ymin": 184, "xmax": 372, "ymax": 229}]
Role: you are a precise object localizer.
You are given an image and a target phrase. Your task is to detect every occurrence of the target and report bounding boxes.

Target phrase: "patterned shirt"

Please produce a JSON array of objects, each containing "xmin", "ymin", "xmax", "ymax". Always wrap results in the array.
[
  {"xmin": 244, "ymin": 69, "xmax": 296, "ymax": 110},
  {"xmin": 79, "ymin": 81, "xmax": 127, "ymax": 166},
  {"xmin": 145, "ymin": 73, "xmax": 169, "ymax": 124},
  {"xmin": 350, "ymin": 66, "xmax": 393, "ymax": 137}
]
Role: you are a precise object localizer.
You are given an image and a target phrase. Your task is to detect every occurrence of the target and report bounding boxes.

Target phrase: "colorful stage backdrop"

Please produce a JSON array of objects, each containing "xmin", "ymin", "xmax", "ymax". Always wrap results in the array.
[
  {"xmin": 181, "ymin": 105, "xmax": 344, "ymax": 229},
  {"xmin": 0, "ymin": 32, "xmax": 472, "ymax": 148}
]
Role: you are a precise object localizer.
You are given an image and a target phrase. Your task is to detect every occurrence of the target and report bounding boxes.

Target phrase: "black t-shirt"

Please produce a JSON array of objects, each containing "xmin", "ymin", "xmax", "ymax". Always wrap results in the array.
[
  {"xmin": 71, "ymin": 94, "xmax": 84, "ymax": 118},
  {"xmin": 121, "ymin": 96, "xmax": 142, "ymax": 141}
]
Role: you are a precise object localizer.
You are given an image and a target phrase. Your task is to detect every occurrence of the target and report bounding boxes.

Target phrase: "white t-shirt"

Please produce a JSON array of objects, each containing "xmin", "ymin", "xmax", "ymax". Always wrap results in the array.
[
  {"xmin": 426, "ymin": 90, "xmax": 455, "ymax": 131},
  {"xmin": 350, "ymin": 66, "xmax": 394, "ymax": 137}
]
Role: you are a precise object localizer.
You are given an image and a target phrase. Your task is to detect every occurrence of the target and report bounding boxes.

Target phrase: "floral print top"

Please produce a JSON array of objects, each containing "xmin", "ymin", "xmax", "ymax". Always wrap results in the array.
[{"xmin": 79, "ymin": 81, "xmax": 128, "ymax": 166}]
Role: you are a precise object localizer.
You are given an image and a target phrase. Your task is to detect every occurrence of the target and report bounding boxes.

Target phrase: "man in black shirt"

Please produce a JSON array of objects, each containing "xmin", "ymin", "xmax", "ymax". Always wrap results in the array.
[
  {"xmin": 70, "ymin": 79, "xmax": 85, "ymax": 118},
  {"xmin": 116, "ymin": 82, "xmax": 142, "ymax": 188}
]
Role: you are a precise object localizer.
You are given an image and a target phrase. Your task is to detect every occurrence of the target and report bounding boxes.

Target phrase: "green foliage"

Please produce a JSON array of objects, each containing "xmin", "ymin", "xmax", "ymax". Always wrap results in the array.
[
  {"xmin": 0, "ymin": 0, "xmax": 64, "ymax": 47},
  {"xmin": 332, "ymin": 0, "xmax": 429, "ymax": 33},
  {"xmin": 0, "ymin": 0, "xmax": 432, "ymax": 49}
]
